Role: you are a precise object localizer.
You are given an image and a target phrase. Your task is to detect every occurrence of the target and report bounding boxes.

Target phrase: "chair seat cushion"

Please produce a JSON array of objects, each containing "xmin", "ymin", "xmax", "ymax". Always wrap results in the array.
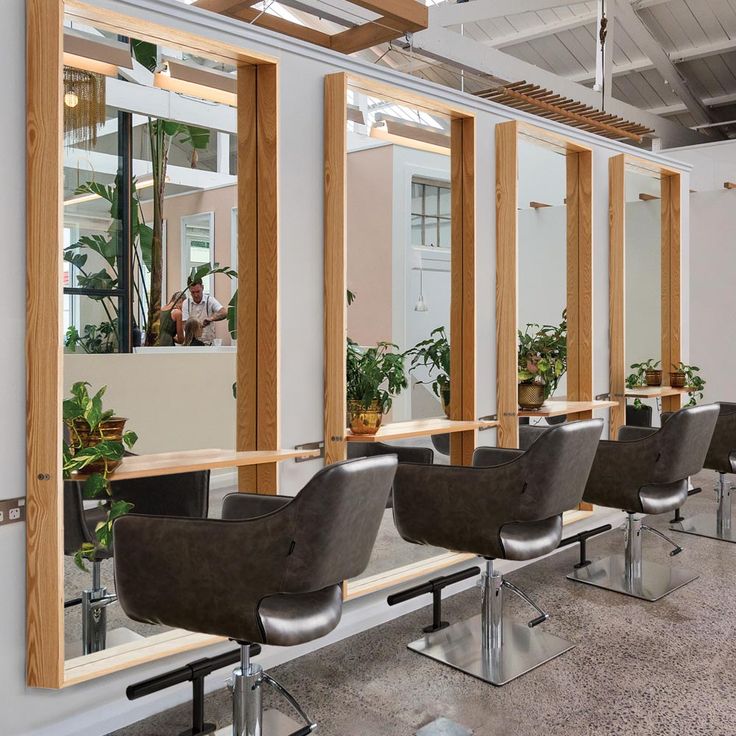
[
  {"xmin": 638, "ymin": 481, "xmax": 688, "ymax": 515},
  {"xmin": 258, "ymin": 585, "xmax": 342, "ymax": 646},
  {"xmin": 499, "ymin": 516, "xmax": 562, "ymax": 561}
]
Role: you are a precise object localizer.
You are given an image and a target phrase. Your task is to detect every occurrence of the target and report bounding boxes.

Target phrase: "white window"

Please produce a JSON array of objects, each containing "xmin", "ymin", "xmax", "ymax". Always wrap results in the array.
[{"xmin": 181, "ymin": 212, "xmax": 214, "ymax": 290}]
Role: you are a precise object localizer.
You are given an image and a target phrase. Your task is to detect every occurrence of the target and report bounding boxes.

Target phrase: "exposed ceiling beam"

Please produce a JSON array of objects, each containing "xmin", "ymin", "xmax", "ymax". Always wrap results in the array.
[
  {"xmin": 429, "ymin": 0, "xmax": 669, "ymax": 29},
  {"xmin": 647, "ymin": 91, "xmax": 736, "ymax": 117},
  {"xmin": 490, "ymin": 11, "xmax": 597, "ymax": 48},
  {"xmin": 408, "ymin": 25, "xmax": 703, "ymax": 146},
  {"xmin": 568, "ymin": 36, "xmax": 736, "ymax": 84},
  {"xmin": 613, "ymin": 0, "xmax": 712, "ymax": 125}
]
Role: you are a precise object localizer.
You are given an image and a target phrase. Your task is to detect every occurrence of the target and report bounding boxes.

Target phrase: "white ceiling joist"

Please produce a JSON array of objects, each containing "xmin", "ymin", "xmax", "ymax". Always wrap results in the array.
[
  {"xmin": 648, "ymin": 91, "xmax": 736, "ymax": 117},
  {"xmin": 409, "ymin": 25, "xmax": 702, "ymax": 146},
  {"xmin": 429, "ymin": 0, "xmax": 669, "ymax": 29},
  {"xmin": 568, "ymin": 36, "xmax": 736, "ymax": 84},
  {"xmin": 613, "ymin": 0, "xmax": 713, "ymax": 126}
]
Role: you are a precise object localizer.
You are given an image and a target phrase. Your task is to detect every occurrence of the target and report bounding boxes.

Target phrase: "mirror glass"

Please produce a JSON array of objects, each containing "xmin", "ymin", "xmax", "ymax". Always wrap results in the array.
[
  {"xmin": 345, "ymin": 85, "xmax": 453, "ymax": 586},
  {"xmin": 517, "ymin": 138, "xmax": 568, "ymax": 411},
  {"xmin": 62, "ymin": 17, "xmax": 241, "ymax": 658},
  {"xmin": 624, "ymin": 165, "xmax": 662, "ymax": 378}
]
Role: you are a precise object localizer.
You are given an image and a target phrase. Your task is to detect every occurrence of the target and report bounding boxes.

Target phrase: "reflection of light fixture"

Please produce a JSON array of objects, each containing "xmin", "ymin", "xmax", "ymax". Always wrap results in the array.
[
  {"xmin": 414, "ymin": 266, "xmax": 429, "ymax": 312},
  {"xmin": 64, "ymin": 91, "xmax": 79, "ymax": 108},
  {"xmin": 63, "ymin": 30, "xmax": 134, "ymax": 78},
  {"xmin": 63, "ymin": 177, "xmax": 161, "ymax": 207},
  {"xmin": 154, "ymin": 59, "xmax": 237, "ymax": 106},
  {"xmin": 371, "ymin": 116, "xmax": 451, "ymax": 155}
]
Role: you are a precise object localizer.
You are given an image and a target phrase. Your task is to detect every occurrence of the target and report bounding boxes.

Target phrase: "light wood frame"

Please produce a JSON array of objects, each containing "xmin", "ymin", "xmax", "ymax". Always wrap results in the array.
[
  {"xmin": 324, "ymin": 73, "xmax": 476, "ymax": 596},
  {"xmin": 324, "ymin": 72, "xmax": 476, "ymax": 468},
  {"xmin": 27, "ymin": 0, "xmax": 279, "ymax": 688},
  {"xmin": 496, "ymin": 121, "xmax": 594, "ymax": 449},
  {"xmin": 609, "ymin": 154, "xmax": 682, "ymax": 437}
]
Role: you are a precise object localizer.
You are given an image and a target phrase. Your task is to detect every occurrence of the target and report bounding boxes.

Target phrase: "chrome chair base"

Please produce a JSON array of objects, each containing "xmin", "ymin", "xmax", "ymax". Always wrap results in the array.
[
  {"xmin": 214, "ymin": 710, "xmax": 302, "ymax": 736},
  {"xmin": 567, "ymin": 554, "xmax": 698, "ymax": 601},
  {"xmin": 408, "ymin": 614, "xmax": 574, "ymax": 687},
  {"xmin": 671, "ymin": 513, "xmax": 736, "ymax": 543}
]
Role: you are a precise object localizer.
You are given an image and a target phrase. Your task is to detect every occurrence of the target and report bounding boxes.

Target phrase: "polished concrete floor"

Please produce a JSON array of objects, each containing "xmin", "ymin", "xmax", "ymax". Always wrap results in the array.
[{"xmin": 108, "ymin": 470, "xmax": 736, "ymax": 736}]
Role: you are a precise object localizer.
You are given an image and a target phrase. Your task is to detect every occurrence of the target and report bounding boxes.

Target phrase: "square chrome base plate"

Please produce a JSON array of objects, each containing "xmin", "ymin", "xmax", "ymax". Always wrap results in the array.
[
  {"xmin": 567, "ymin": 555, "xmax": 698, "ymax": 601},
  {"xmin": 407, "ymin": 614, "xmax": 575, "ymax": 687},
  {"xmin": 671, "ymin": 513, "xmax": 736, "ymax": 543},
  {"xmin": 215, "ymin": 709, "xmax": 302, "ymax": 736}
]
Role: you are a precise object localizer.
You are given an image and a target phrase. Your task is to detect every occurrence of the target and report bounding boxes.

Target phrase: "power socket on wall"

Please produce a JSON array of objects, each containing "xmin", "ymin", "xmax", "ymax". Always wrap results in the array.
[{"xmin": 0, "ymin": 497, "xmax": 25, "ymax": 526}]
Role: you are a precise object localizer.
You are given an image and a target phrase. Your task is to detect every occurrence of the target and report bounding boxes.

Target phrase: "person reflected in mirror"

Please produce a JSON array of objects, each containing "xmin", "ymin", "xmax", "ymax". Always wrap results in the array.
[
  {"xmin": 156, "ymin": 291, "xmax": 185, "ymax": 347},
  {"xmin": 183, "ymin": 317, "xmax": 205, "ymax": 347},
  {"xmin": 182, "ymin": 280, "xmax": 227, "ymax": 346}
]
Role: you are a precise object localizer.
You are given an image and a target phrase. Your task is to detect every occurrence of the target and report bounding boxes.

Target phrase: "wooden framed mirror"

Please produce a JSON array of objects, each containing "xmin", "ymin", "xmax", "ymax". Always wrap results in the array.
[
  {"xmin": 25, "ymin": 0, "xmax": 305, "ymax": 689},
  {"xmin": 323, "ymin": 72, "xmax": 494, "ymax": 599},
  {"xmin": 496, "ymin": 120, "xmax": 614, "ymax": 455},
  {"xmin": 609, "ymin": 154, "xmax": 682, "ymax": 437}
]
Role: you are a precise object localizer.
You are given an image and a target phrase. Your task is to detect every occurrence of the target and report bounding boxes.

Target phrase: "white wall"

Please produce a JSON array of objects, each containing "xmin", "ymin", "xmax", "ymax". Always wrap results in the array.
[{"xmin": 1, "ymin": 1, "xmax": 693, "ymax": 733}]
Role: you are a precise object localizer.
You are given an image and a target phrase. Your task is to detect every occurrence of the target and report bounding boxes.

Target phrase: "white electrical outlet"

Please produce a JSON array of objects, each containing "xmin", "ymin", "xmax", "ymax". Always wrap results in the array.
[
  {"xmin": 0, "ymin": 498, "xmax": 25, "ymax": 526},
  {"xmin": 0, "ymin": 511, "xmax": 4, "ymax": 522},
  {"xmin": 8, "ymin": 508, "xmax": 20, "ymax": 521}
]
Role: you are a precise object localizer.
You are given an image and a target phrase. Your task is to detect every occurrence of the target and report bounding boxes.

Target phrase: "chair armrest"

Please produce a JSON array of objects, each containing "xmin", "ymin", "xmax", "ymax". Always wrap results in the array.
[
  {"xmin": 222, "ymin": 492, "xmax": 293, "ymax": 520},
  {"xmin": 113, "ymin": 509, "xmax": 296, "ymax": 642},
  {"xmin": 472, "ymin": 447, "xmax": 525, "ymax": 467},
  {"xmin": 618, "ymin": 425, "xmax": 659, "ymax": 442}
]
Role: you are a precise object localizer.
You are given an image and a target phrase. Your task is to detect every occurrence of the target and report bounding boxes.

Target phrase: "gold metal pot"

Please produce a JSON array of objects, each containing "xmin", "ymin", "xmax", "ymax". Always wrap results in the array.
[
  {"xmin": 645, "ymin": 370, "xmax": 662, "ymax": 386},
  {"xmin": 440, "ymin": 385, "xmax": 451, "ymax": 418},
  {"xmin": 518, "ymin": 383, "xmax": 545, "ymax": 410},
  {"xmin": 670, "ymin": 371, "xmax": 686, "ymax": 388},
  {"xmin": 70, "ymin": 416, "xmax": 128, "ymax": 474},
  {"xmin": 347, "ymin": 401, "xmax": 383, "ymax": 435}
]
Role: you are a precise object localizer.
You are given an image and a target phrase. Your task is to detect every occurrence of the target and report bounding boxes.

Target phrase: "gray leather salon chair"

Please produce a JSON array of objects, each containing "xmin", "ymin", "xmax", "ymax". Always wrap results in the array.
[
  {"xmin": 392, "ymin": 419, "xmax": 603, "ymax": 686},
  {"xmin": 64, "ymin": 470, "xmax": 209, "ymax": 655},
  {"xmin": 113, "ymin": 456, "xmax": 397, "ymax": 736},
  {"xmin": 568, "ymin": 403, "xmax": 719, "ymax": 601},
  {"xmin": 671, "ymin": 402, "xmax": 736, "ymax": 543},
  {"xmin": 348, "ymin": 441, "xmax": 433, "ymax": 506}
]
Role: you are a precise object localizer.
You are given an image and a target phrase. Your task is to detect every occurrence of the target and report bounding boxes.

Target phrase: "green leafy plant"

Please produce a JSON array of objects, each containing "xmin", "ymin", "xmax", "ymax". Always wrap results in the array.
[
  {"xmin": 346, "ymin": 339, "xmax": 408, "ymax": 413},
  {"xmin": 625, "ymin": 370, "xmax": 645, "ymax": 410},
  {"xmin": 673, "ymin": 362, "xmax": 706, "ymax": 406},
  {"xmin": 406, "ymin": 326, "xmax": 451, "ymax": 403},
  {"xmin": 632, "ymin": 358, "xmax": 661, "ymax": 373},
  {"xmin": 63, "ymin": 382, "xmax": 138, "ymax": 569},
  {"xmin": 517, "ymin": 312, "xmax": 567, "ymax": 400}
]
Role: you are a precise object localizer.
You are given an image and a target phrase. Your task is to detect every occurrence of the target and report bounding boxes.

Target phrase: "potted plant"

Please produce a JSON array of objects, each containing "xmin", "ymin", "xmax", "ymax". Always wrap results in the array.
[
  {"xmin": 346, "ymin": 339, "xmax": 408, "ymax": 434},
  {"xmin": 631, "ymin": 359, "xmax": 662, "ymax": 386},
  {"xmin": 406, "ymin": 326, "xmax": 451, "ymax": 417},
  {"xmin": 671, "ymin": 362, "xmax": 706, "ymax": 406},
  {"xmin": 63, "ymin": 382, "xmax": 138, "ymax": 568},
  {"xmin": 517, "ymin": 314, "xmax": 567, "ymax": 410},
  {"xmin": 624, "ymin": 370, "xmax": 653, "ymax": 427}
]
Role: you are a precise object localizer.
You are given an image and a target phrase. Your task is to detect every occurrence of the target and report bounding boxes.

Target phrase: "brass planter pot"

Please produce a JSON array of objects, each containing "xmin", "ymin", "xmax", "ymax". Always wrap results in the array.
[
  {"xmin": 518, "ymin": 383, "xmax": 545, "ymax": 410},
  {"xmin": 670, "ymin": 371, "xmax": 686, "ymax": 388},
  {"xmin": 70, "ymin": 416, "xmax": 128, "ymax": 473},
  {"xmin": 347, "ymin": 401, "xmax": 383, "ymax": 435},
  {"xmin": 440, "ymin": 385, "xmax": 451, "ymax": 418},
  {"xmin": 645, "ymin": 370, "xmax": 662, "ymax": 386}
]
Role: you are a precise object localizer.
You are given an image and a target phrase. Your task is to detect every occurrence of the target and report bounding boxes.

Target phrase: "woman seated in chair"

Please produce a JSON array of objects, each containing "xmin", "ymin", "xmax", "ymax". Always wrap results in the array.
[{"xmin": 183, "ymin": 317, "xmax": 205, "ymax": 347}]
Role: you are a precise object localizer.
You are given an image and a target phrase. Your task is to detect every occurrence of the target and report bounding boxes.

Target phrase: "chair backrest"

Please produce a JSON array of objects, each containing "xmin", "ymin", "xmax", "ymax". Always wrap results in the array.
[
  {"xmin": 430, "ymin": 433, "xmax": 450, "ymax": 456},
  {"xmin": 110, "ymin": 470, "xmax": 210, "ymax": 518},
  {"xmin": 649, "ymin": 403, "xmax": 719, "ymax": 482},
  {"xmin": 347, "ymin": 441, "xmax": 433, "ymax": 465},
  {"xmin": 63, "ymin": 481, "xmax": 95, "ymax": 556},
  {"xmin": 506, "ymin": 418, "xmax": 603, "ymax": 521},
  {"xmin": 705, "ymin": 402, "xmax": 736, "ymax": 472},
  {"xmin": 282, "ymin": 455, "xmax": 397, "ymax": 592}
]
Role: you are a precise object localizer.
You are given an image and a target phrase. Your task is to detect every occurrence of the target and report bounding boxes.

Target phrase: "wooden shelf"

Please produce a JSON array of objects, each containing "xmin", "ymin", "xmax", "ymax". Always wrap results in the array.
[
  {"xmin": 519, "ymin": 399, "xmax": 618, "ymax": 418},
  {"xmin": 345, "ymin": 417, "xmax": 498, "ymax": 443},
  {"xmin": 620, "ymin": 385, "xmax": 692, "ymax": 399},
  {"xmin": 71, "ymin": 448, "xmax": 320, "ymax": 481}
]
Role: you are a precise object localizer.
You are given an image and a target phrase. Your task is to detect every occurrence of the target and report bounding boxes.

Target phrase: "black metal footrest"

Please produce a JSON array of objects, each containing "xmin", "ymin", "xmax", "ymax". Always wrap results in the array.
[
  {"xmin": 670, "ymin": 487, "xmax": 702, "ymax": 523},
  {"xmin": 558, "ymin": 524, "xmax": 612, "ymax": 569},
  {"xmin": 126, "ymin": 644, "xmax": 262, "ymax": 736},
  {"xmin": 387, "ymin": 566, "xmax": 481, "ymax": 634}
]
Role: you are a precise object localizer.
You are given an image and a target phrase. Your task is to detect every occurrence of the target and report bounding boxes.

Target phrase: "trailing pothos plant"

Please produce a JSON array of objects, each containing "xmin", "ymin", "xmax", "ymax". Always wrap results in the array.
[
  {"xmin": 673, "ymin": 362, "xmax": 706, "ymax": 406},
  {"xmin": 346, "ymin": 339, "xmax": 408, "ymax": 413},
  {"xmin": 63, "ymin": 382, "xmax": 138, "ymax": 569},
  {"xmin": 517, "ymin": 311, "xmax": 568, "ymax": 400}
]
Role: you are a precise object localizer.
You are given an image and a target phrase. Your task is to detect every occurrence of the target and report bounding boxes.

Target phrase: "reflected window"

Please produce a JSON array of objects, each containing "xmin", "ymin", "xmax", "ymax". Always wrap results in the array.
[
  {"xmin": 411, "ymin": 178, "xmax": 451, "ymax": 248},
  {"xmin": 181, "ymin": 213, "xmax": 214, "ymax": 291}
]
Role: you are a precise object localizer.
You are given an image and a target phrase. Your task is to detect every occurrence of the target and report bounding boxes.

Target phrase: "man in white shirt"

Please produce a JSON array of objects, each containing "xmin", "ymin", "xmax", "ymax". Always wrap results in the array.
[{"xmin": 182, "ymin": 280, "xmax": 227, "ymax": 345}]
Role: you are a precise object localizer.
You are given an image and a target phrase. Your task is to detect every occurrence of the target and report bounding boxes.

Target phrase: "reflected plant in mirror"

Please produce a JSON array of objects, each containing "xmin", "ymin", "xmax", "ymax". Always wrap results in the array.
[
  {"xmin": 346, "ymin": 339, "xmax": 408, "ymax": 435},
  {"xmin": 63, "ymin": 382, "xmax": 138, "ymax": 568},
  {"xmin": 671, "ymin": 362, "xmax": 706, "ymax": 406},
  {"xmin": 517, "ymin": 312, "xmax": 567, "ymax": 409},
  {"xmin": 406, "ymin": 326, "xmax": 451, "ymax": 417}
]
